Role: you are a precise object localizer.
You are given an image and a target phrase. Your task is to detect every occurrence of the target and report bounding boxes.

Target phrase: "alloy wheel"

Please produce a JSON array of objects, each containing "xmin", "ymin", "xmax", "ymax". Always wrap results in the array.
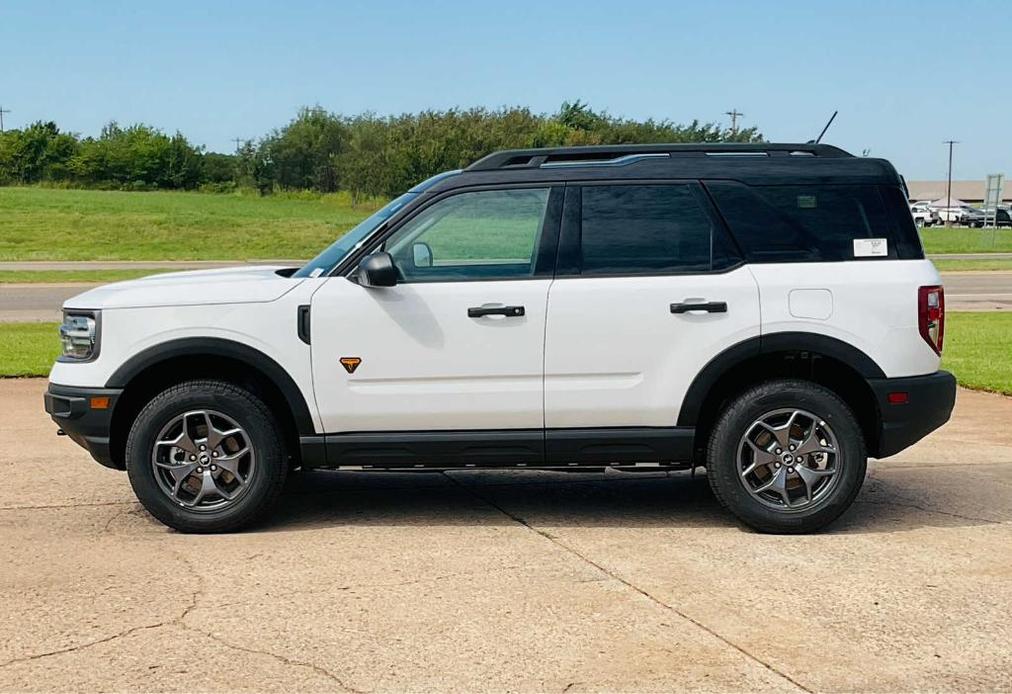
[
  {"xmin": 736, "ymin": 408, "xmax": 841, "ymax": 511},
  {"xmin": 150, "ymin": 410, "xmax": 256, "ymax": 512}
]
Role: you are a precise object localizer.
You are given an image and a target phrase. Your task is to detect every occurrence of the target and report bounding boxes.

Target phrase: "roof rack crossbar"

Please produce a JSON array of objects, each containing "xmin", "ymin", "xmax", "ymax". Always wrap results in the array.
[{"xmin": 466, "ymin": 142, "xmax": 851, "ymax": 171}]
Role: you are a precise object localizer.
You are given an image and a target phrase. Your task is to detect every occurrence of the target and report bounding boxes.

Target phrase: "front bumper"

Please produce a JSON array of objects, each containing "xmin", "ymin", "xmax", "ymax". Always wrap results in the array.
[
  {"xmin": 868, "ymin": 370, "xmax": 957, "ymax": 458},
  {"xmin": 44, "ymin": 384, "xmax": 124, "ymax": 470}
]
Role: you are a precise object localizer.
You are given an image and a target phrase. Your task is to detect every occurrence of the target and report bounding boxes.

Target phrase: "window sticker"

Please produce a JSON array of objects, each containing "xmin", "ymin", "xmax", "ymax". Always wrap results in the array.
[
  {"xmin": 309, "ymin": 267, "xmax": 325, "ymax": 278},
  {"xmin": 853, "ymin": 238, "xmax": 888, "ymax": 257},
  {"xmin": 796, "ymin": 195, "xmax": 818, "ymax": 209}
]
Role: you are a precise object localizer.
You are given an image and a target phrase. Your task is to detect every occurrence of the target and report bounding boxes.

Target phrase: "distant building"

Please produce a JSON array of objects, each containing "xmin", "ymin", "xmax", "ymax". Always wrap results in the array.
[{"xmin": 906, "ymin": 180, "xmax": 1010, "ymax": 205}]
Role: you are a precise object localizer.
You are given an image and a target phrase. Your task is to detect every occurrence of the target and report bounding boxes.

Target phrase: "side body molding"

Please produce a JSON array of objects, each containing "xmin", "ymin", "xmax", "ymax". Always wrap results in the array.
[
  {"xmin": 105, "ymin": 337, "xmax": 317, "ymax": 435},
  {"xmin": 677, "ymin": 332, "xmax": 886, "ymax": 427}
]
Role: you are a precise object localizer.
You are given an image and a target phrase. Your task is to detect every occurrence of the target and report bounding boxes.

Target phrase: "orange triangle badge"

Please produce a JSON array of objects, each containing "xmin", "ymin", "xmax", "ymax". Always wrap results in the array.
[{"xmin": 339, "ymin": 357, "xmax": 362, "ymax": 374}]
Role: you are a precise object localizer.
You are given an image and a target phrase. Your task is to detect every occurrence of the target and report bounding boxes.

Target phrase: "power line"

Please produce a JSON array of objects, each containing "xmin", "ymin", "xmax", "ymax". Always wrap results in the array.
[
  {"xmin": 725, "ymin": 109, "xmax": 744, "ymax": 135},
  {"xmin": 943, "ymin": 140, "xmax": 959, "ymax": 227},
  {"xmin": 0, "ymin": 106, "xmax": 10, "ymax": 134},
  {"xmin": 232, "ymin": 137, "xmax": 245, "ymax": 153}
]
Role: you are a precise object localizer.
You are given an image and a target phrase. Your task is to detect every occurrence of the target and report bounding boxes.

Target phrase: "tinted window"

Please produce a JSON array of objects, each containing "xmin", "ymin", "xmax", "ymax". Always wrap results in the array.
[
  {"xmin": 383, "ymin": 188, "xmax": 551, "ymax": 282},
  {"xmin": 706, "ymin": 182, "xmax": 924, "ymax": 262},
  {"xmin": 579, "ymin": 184, "xmax": 719, "ymax": 275}
]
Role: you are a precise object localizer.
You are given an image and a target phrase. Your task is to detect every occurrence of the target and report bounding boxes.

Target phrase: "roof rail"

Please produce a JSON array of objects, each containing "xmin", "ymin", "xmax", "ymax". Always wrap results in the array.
[{"xmin": 466, "ymin": 143, "xmax": 852, "ymax": 171}]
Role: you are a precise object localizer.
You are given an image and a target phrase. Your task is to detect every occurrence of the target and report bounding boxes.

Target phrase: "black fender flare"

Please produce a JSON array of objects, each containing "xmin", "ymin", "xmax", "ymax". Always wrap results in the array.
[
  {"xmin": 676, "ymin": 332, "xmax": 885, "ymax": 427},
  {"xmin": 105, "ymin": 337, "xmax": 316, "ymax": 435}
]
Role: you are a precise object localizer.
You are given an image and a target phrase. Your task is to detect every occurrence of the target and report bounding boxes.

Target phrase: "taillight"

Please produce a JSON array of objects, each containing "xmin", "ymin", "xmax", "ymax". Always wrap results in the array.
[{"xmin": 918, "ymin": 285, "xmax": 945, "ymax": 355}]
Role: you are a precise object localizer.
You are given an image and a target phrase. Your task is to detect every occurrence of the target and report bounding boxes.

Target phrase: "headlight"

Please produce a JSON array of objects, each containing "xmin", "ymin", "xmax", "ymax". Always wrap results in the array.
[{"xmin": 59, "ymin": 311, "xmax": 100, "ymax": 361}]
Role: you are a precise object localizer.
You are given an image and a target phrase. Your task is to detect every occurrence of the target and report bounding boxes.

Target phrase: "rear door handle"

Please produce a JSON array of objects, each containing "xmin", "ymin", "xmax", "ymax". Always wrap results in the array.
[
  {"xmin": 468, "ymin": 305, "xmax": 525, "ymax": 318},
  {"xmin": 670, "ymin": 301, "xmax": 727, "ymax": 314}
]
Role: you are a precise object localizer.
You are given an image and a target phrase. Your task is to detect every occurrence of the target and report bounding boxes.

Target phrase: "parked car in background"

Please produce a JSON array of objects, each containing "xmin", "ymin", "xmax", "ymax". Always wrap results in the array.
[
  {"xmin": 935, "ymin": 205, "xmax": 985, "ymax": 226},
  {"xmin": 910, "ymin": 202, "xmax": 941, "ymax": 227},
  {"xmin": 961, "ymin": 206, "xmax": 986, "ymax": 227},
  {"xmin": 996, "ymin": 208, "xmax": 1012, "ymax": 227}
]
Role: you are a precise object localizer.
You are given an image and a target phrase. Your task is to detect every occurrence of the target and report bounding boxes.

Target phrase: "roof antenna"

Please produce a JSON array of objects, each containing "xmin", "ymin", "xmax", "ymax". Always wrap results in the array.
[{"xmin": 810, "ymin": 110, "xmax": 838, "ymax": 144}]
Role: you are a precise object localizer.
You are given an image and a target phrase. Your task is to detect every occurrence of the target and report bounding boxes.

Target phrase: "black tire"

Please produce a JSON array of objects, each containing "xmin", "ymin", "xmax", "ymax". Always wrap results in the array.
[
  {"xmin": 125, "ymin": 379, "xmax": 287, "ymax": 533},
  {"xmin": 706, "ymin": 379, "xmax": 867, "ymax": 534}
]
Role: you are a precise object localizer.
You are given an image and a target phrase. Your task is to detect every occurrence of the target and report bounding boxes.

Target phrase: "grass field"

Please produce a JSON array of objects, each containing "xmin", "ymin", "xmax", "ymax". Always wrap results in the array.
[
  {"xmin": 0, "ymin": 187, "xmax": 384, "ymax": 261},
  {"xmin": 918, "ymin": 227, "xmax": 1012, "ymax": 254},
  {"xmin": 931, "ymin": 258, "xmax": 1012, "ymax": 273},
  {"xmin": 0, "ymin": 323, "xmax": 61, "ymax": 377},
  {"xmin": 3, "ymin": 187, "xmax": 1012, "ymax": 264},
  {"xmin": 940, "ymin": 312, "xmax": 1012, "ymax": 395},
  {"xmin": 4, "ymin": 313, "xmax": 1010, "ymax": 395},
  {"xmin": 0, "ymin": 269, "xmax": 177, "ymax": 284}
]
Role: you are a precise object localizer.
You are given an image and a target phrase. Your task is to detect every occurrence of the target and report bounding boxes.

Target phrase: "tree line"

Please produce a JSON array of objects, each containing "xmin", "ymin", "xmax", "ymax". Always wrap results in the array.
[{"xmin": 0, "ymin": 102, "xmax": 762, "ymax": 198}]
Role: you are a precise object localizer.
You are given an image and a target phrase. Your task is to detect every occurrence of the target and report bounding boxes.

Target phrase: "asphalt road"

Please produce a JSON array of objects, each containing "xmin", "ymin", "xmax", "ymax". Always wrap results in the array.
[
  {"xmin": 4, "ymin": 271, "xmax": 1011, "ymax": 322},
  {"xmin": 1, "ymin": 377, "xmax": 1010, "ymax": 691}
]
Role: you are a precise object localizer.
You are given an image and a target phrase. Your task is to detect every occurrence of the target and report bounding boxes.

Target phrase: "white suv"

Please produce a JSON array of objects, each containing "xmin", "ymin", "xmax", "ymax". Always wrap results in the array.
[{"xmin": 45, "ymin": 143, "xmax": 956, "ymax": 534}]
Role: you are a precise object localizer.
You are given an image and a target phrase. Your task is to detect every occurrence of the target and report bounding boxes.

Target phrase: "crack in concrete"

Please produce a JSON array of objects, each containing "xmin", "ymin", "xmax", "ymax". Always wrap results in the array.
[
  {"xmin": 170, "ymin": 548, "xmax": 363, "ymax": 692},
  {"xmin": 177, "ymin": 622, "xmax": 364, "ymax": 693},
  {"xmin": 0, "ymin": 554, "xmax": 201, "ymax": 671},
  {"xmin": 444, "ymin": 473, "xmax": 812, "ymax": 694}
]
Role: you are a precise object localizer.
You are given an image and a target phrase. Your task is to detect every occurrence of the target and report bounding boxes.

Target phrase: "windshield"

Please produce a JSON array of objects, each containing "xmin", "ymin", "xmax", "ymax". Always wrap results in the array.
[{"xmin": 293, "ymin": 192, "xmax": 418, "ymax": 278}]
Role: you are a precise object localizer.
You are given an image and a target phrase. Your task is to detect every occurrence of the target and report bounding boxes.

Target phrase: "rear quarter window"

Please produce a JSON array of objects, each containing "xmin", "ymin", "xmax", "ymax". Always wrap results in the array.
[{"xmin": 705, "ymin": 181, "xmax": 924, "ymax": 262}]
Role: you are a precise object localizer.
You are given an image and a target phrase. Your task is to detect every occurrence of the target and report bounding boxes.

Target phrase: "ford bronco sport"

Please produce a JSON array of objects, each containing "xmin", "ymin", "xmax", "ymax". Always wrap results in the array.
[{"xmin": 45, "ymin": 143, "xmax": 956, "ymax": 534}]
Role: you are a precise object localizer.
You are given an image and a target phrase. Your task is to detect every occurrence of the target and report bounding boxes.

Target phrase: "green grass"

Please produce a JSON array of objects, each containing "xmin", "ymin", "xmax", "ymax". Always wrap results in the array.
[
  {"xmin": 918, "ymin": 227, "xmax": 1012, "ymax": 254},
  {"xmin": 0, "ymin": 323, "xmax": 61, "ymax": 377},
  {"xmin": 941, "ymin": 312, "xmax": 1012, "ymax": 395},
  {"xmin": 932, "ymin": 258, "xmax": 1012, "ymax": 273},
  {"xmin": 0, "ymin": 269, "xmax": 178, "ymax": 284},
  {"xmin": 4, "ymin": 313, "xmax": 1010, "ymax": 396},
  {"xmin": 0, "ymin": 187, "xmax": 384, "ymax": 261}
]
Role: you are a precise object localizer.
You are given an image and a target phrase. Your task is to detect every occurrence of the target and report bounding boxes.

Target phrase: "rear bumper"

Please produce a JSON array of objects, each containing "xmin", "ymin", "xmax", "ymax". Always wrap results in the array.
[
  {"xmin": 868, "ymin": 370, "xmax": 956, "ymax": 458},
  {"xmin": 44, "ymin": 383, "xmax": 124, "ymax": 470}
]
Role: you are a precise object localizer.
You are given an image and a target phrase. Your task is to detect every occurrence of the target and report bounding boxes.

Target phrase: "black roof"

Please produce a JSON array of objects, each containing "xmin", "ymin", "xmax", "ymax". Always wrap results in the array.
[
  {"xmin": 425, "ymin": 143, "xmax": 903, "ymax": 193},
  {"xmin": 466, "ymin": 142, "xmax": 852, "ymax": 170}
]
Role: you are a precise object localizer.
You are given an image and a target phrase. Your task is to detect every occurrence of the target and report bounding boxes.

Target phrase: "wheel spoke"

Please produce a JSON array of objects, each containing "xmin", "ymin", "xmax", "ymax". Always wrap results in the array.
[
  {"xmin": 200, "ymin": 410, "xmax": 242, "ymax": 451},
  {"xmin": 795, "ymin": 464, "xmax": 835, "ymax": 502},
  {"xmin": 214, "ymin": 448, "xmax": 249, "ymax": 483},
  {"xmin": 795, "ymin": 431, "xmax": 835, "ymax": 457},
  {"xmin": 742, "ymin": 439, "xmax": 778, "ymax": 477},
  {"xmin": 155, "ymin": 429, "xmax": 197, "ymax": 455},
  {"xmin": 755, "ymin": 421, "xmax": 790, "ymax": 450},
  {"xmin": 753, "ymin": 465, "xmax": 791, "ymax": 506}
]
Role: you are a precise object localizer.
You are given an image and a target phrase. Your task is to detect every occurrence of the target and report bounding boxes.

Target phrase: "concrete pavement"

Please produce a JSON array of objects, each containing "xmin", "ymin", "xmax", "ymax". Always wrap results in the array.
[
  {"xmin": 4, "ymin": 270, "xmax": 1012, "ymax": 322},
  {"xmin": 1, "ymin": 377, "xmax": 1010, "ymax": 692}
]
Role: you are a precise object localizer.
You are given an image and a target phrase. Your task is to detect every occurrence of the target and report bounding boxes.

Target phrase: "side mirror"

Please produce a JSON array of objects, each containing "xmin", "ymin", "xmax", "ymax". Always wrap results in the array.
[
  {"xmin": 412, "ymin": 242, "xmax": 433, "ymax": 269},
  {"xmin": 356, "ymin": 252, "xmax": 399, "ymax": 288}
]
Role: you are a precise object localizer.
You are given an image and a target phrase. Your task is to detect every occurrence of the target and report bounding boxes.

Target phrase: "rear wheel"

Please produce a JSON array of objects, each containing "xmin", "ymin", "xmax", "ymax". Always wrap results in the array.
[
  {"xmin": 706, "ymin": 379, "xmax": 867, "ymax": 533},
  {"xmin": 126, "ymin": 380, "xmax": 287, "ymax": 533}
]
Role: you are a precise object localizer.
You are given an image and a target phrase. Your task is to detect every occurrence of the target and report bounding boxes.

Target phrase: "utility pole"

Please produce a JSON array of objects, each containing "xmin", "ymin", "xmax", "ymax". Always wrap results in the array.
[
  {"xmin": 944, "ymin": 140, "xmax": 959, "ymax": 227},
  {"xmin": 725, "ymin": 109, "xmax": 744, "ymax": 136},
  {"xmin": 232, "ymin": 137, "xmax": 244, "ymax": 153},
  {"xmin": 0, "ymin": 106, "xmax": 10, "ymax": 134}
]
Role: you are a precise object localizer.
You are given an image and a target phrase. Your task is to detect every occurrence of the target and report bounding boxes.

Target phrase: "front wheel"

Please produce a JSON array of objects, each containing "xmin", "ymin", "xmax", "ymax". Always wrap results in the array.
[
  {"xmin": 125, "ymin": 380, "xmax": 287, "ymax": 533},
  {"xmin": 706, "ymin": 379, "xmax": 867, "ymax": 533}
]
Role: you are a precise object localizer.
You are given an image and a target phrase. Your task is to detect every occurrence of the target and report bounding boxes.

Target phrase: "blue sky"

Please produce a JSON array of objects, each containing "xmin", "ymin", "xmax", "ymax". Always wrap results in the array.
[{"xmin": 2, "ymin": 0, "xmax": 1008, "ymax": 180}]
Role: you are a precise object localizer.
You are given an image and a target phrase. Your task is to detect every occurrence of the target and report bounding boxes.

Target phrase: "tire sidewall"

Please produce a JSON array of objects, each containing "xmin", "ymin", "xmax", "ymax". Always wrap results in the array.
[
  {"xmin": 126, "ymin": 382, "xmax": 285, "ymax": 532},
  {"xmin": 708, "ymin": 380, "xmax": 867, "ymax": 533}
]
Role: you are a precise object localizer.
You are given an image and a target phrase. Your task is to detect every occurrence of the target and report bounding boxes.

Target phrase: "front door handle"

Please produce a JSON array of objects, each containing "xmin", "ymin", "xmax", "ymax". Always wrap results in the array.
[
  {"xmin": 670, "ymin": 301, "xmax": 727, "ymax": 314},
  {"xmin": 468, "ymin": 305, "xmax": 525, "ymax": 318}
]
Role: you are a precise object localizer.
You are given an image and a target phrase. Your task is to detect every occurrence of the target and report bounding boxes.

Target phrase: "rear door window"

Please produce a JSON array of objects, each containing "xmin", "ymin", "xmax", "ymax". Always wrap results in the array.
[
  {"xmin": 577, "ymin": 184, "xmax": 739, "ymax": 275},
  {"xmin": 706, "ymin": 182, "xmax": 924, "ymax": 262}
]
